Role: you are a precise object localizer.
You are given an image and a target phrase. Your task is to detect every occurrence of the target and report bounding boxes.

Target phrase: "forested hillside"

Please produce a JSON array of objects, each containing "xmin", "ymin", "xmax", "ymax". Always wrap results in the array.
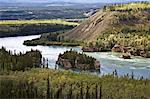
[
  {"xmin": 0, "ymin": 20, "xmax": 78, "ymax": 37},
  {"xmin": 0, "ymin": 69, "xmax": 150, "ymax": 98},
  {"xmin": 59, "ymin": 2, "xmax": 150, "ymax": 57}
]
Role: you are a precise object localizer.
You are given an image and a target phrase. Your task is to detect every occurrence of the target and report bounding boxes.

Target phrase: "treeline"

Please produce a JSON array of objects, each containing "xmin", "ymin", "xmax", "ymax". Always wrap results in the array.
[
  {"xmin": 0, "ymin": 23, "xmax": 76, "ymax": 37},
  {"xmin": 23, "ymin": 31, "xmax": 82, "ymax": 47},
  {"xmin": 0, "ymin": 69, "xmax": 149, "ymax": 98},
  {"xmin": 103, "ymin": 2, "xmax": 150, "ymax": 12},
  {"xmin": 0, "ymin": 47, "xmax": 42, "ymax": 71}
]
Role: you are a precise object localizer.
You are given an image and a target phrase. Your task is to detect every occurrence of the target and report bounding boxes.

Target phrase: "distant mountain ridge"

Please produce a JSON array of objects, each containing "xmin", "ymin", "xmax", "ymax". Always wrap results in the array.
[
  {"xmin": 0, "ymin": 2, "xmax": 105, "ymax": 8},
  {"xmin": 0, "ymin": 0, "xmax": 148, "ymax": 3}
]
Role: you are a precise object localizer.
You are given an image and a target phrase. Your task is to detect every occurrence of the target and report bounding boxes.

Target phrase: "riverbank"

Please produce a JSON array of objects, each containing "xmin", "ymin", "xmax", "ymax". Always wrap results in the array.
[
  {"xmin": 82, "ymin": 45, "xmax": 150, "ymax": 58},
  {"xmin": 23, "ymin": 31, "xmax": 82, "ymax": 47},
  {"xmin": 23, "ymin": 38, "xmax": 80, "ymax": 47},
  {"xmin": 23, "ymin": 31, "xmax": 150, "ymax": 58},
  {"xmin": 1, "ymin": 35, "xmax": 150, "ymax": 78}
]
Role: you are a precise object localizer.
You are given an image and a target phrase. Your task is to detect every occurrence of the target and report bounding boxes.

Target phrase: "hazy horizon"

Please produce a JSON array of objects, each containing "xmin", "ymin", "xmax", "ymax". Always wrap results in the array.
[{"xmin": 0, "ymin": 0, "xmax": 150, "ymax": 3}]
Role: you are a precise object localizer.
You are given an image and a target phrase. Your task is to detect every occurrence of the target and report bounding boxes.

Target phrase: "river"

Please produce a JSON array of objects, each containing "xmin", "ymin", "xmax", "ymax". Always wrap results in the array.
[{"xmin": 0, "ymin": 35, "xmax": 150, "ymax": 79}]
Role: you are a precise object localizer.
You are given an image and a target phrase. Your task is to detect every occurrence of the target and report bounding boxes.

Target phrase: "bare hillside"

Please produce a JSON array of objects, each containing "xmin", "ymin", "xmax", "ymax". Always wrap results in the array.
[{"xmin": 59, "ymin": 10, "xmax": 116, "ymax": 41}]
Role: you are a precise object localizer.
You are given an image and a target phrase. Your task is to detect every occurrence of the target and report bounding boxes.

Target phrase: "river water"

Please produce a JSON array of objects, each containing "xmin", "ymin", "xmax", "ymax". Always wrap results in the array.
[{"xmin": 0, "ymin": 35, "xmax": 150, "ymax": 79}]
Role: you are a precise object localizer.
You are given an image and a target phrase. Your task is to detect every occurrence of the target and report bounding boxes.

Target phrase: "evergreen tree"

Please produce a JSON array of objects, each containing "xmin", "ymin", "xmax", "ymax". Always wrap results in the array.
[
  {"xmin": 55, "ymin": 87, "xmax": 62, "ymax": 99},
  {"xmin": 114, "ymin": 69, "xmax": 118, "ymax": 77},
  {"xmin": 95, "ymin": 84, "xmax": 98, "ymax": 99},
  {"xmin": 43, "ymin": 57, "xmax": 45, "ymax": 68},
  {"xmin": 47, "ymin": 76, "xmax": 50, "ymax": 99},
  {"xmin": 85, "ymin": 85, "xmax": 89, "ymax": 99},
  {"xmin": 46, "ymin": 58, "xmax": 49, "ymax": 69},
  {"xmin": 131, "ymin": 71, "xmax": 134, "ymax": 79},
  {"xmin": 80, "ymin": 83, "xmax": 83, "ymax": 99},
  {"xmin": 68, "ymin": 84, "xmax": 73, "ymax": 99},
  {"xmin": 99, "ymin": 85, "xmax": 102, "ymax": 99}
]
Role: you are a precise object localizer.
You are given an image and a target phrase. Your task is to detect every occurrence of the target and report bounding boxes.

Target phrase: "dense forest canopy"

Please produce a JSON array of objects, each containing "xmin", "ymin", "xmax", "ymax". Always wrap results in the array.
[
  {"xmin": 0, "ymin": 69, "xmax": 150, "ymax": 98},
  {"xmin": 0, "ymin": 20, "xmax": 79, "ymax": 37},
  {"xmin": 0, "ymin": 47, "xmax": 42, "ymax": 71}
]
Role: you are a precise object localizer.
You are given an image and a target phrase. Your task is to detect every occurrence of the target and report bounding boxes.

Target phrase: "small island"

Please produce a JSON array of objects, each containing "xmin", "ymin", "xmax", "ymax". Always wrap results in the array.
[{"xmin": 56, "ymin": 50, "xmax": 101, "ymax": 71}]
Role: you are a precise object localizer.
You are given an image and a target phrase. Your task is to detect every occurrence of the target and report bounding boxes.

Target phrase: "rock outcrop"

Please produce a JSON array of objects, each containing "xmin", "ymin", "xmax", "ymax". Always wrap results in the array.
[
  {"xmin": 56, "ymin": 51, "xmax": 101, "ymax": 71},
  {"xmin": 112, "ymin": 44, "xmax": 150, "ymax": 58},
  {"xmin": 82, "ymin": 47, "xmax": 101, "ymax": 52},
  {"xmin": 121, "ymin": 52, "xmax": 131, "ymax": 59},
  {"xmin": 56, "ymin": 58, "xmax": 72, "ymax": 69},
  {"xmin": 112, "ymin": 44, "xmax": 124, "ymax": 52}
]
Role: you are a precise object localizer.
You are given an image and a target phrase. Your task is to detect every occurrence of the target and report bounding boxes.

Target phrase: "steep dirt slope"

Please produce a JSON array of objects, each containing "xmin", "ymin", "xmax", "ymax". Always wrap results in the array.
[
  {"xmin": 59, "ymin": 10, "xmax": 116, "ymax": 42},
  {"xmin": 59, "ymin": 2, "xmax": 150, "ymax": 44}
]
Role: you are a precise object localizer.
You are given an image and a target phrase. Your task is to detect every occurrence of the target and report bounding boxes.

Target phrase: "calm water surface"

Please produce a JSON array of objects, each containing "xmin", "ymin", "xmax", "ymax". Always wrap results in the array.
[{"xmin": 0, "ymin": 35, "xmax": 150, "ymax": 79}]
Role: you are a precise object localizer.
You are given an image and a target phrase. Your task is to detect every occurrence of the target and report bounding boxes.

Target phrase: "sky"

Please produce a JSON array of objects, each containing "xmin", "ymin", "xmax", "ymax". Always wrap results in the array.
[{"xmin": 0, "ymin": 0, "xmax": 150, "ymax": 3}]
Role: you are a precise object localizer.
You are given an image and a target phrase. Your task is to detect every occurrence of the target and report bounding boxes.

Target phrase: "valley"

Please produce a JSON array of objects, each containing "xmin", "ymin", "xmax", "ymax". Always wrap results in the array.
[
  {"xmin": 23, "ymin": 2, "xmax": 150, "ymax": 58},
  {"xmin": 0, "ymin": 1, "xmax": 150, "ymax": 98}
]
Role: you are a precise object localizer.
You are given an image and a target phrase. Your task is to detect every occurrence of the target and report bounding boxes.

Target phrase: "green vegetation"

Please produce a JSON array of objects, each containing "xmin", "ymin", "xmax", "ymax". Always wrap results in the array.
[
  {"xmin": 23, "ymin": 31, "xmax": 82, "ymax": 47},
  {"xmin": 0, "ymin": 47, "xmax": 42, "ymax": 71},
  {"xmin": 57, "ymin": 2, "xmax": 150, "ymax": 57},
  {"xmin": 24, "ymin": 40, "xmax": 80, "ymax": 47},
  {"xmin": 105, "ymin": 2, "xmax": 150, "ymax": 11},
  {"xmin": 1, "ymin": 3, "xmax": 150, "ymax": 98},
  {"xmin": 81, "ymin": 2, "xmax": 150, "ymax": 57},
  {"xmin": 0, "ymin": 20, "xmax": 79, "ymax": 37},
  {"xmin": 0, "ymin": 48, "xmax": 149, "ymax": 98},
  {"xmin": 57, "ymin": 50, "xmax": 100, "ymax": 70},
  {"xmin": 95, "ymin": 2, "xmax": 150, "ymax": 57},
  {"xmin": 22, "ymin": 2, "xmax": 150, "ymax": 57},
  {"xmin": 0, "ymin": 68, "xmax": 150, "ymax": 98},
  {"xmin": 0, "ymin": 20, "xmax": 79, "ymax": 26}
]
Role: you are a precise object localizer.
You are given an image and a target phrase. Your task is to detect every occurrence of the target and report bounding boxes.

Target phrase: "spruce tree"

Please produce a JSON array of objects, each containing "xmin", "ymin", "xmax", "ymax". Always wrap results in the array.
[
  {"xmin": 47, "ymin": 76, "xmax": 50, "ymax": 99},
  {"xmin": 68, "ymin": 84, "xmax": 72, "ymax": 99},
  {"xmin": 46, "ymin": 58, "xmax": 49, "ymax": 69},
  {"xmin": 131, "ymin": 71, "xmax": 134, "ymax": 79},
  {"xmin": 56, "ymin": 87, "xmax": 62, "ymax": 99},
  {"xmin": 95, "ymin": 84, "xmax": 98, "ymax": 99},
  {"xmin": 80, "ymin": 83, "xmax": 83, "ymax": 99},
  {"xmin": 43, "ymin": 57, "xmax": 45, "ymax": 68},
  {"xmin": 85, "ymin": 85, "xmax": 89, "ymax": 99},
  {"xmin": 99, "ymin": 85, "xmax": 102, "ymax": 99},
  {"xmin": 114, "ymin": 69, "xmax": 118, "ymax": 77}
]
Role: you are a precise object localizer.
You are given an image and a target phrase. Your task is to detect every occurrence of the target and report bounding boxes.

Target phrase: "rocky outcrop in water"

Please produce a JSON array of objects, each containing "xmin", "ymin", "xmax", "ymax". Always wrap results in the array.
[
  {"xmin": 121, "ymin": 52, "xmax": 131, "ymax": 59},
  {"xmin": 56, "ymin": 50, "xmax": 101, "ymax": 71},
  {"xmin": 112, "ymin": 44, "xmax": 150, "ymax": 58},
  {"xmin": 82, "ymin": 47, "xmax": 101, "ymax": 52},
  {"xmin": 112, "ymin": 44, "xmax": 124, "ymax": 52}
]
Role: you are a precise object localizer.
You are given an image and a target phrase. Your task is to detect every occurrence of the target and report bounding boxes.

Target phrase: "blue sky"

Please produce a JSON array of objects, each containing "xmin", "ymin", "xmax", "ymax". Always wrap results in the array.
[{"xmin": 0, "ymin": 0, "xmax": 150, "ymax": 3}]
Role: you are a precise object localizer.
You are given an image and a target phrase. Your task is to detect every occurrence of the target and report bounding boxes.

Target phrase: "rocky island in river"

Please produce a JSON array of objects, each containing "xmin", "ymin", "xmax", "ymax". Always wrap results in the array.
[{"xmin": 56, "ymin": 50, "xmax": 101, "ymax": 71}]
